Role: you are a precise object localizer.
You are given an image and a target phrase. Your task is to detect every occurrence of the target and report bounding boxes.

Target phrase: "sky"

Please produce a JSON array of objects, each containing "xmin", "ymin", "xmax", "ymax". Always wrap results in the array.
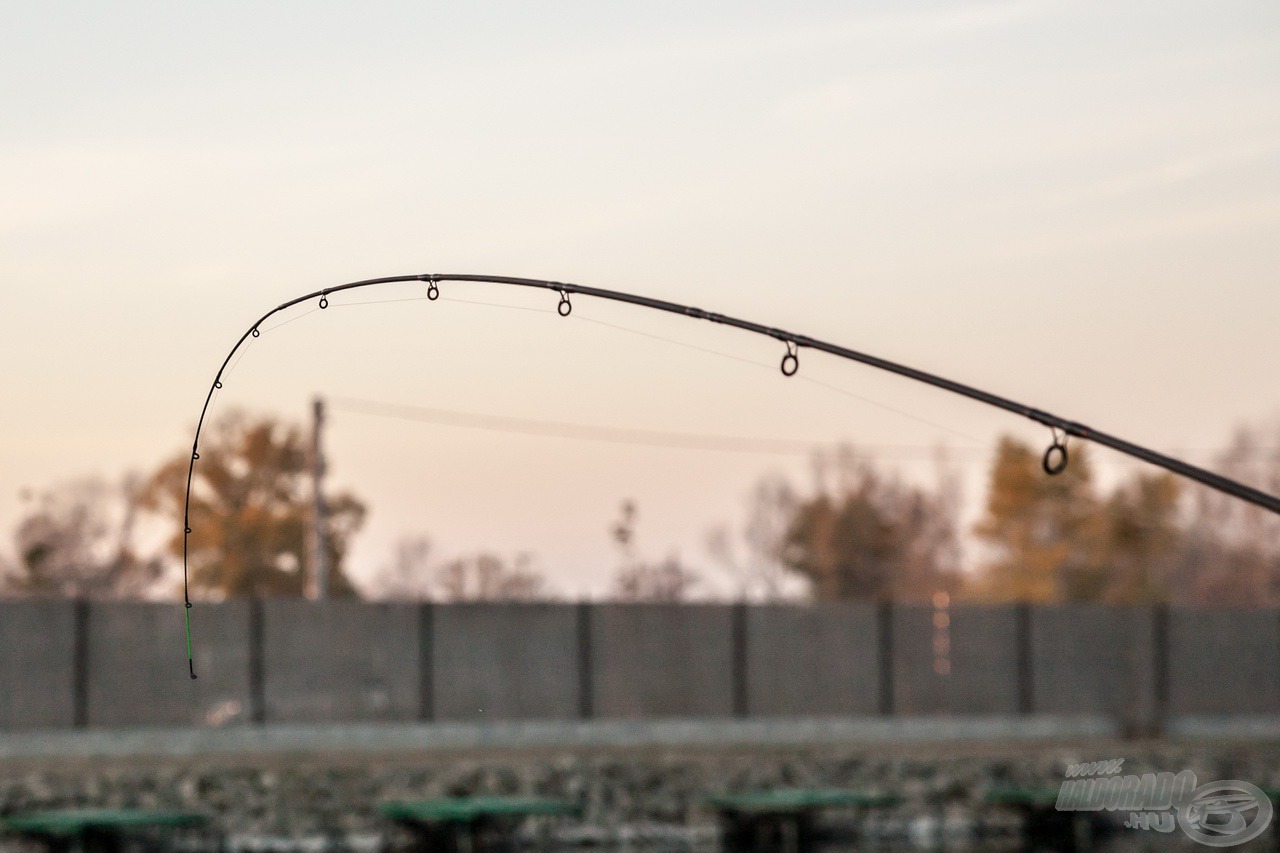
[{"xmin": 2, "ymin": 0, "xmax": 1277, "ymax": 598}]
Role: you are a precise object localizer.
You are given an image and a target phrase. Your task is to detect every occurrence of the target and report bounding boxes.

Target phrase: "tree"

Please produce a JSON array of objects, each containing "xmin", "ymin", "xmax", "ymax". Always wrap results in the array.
[
  {"xmin": 706, "ymin": 474, "xmax": 802, "ymax": 601},
  {"xmin": 613, "ymin": 555, "xmax": 700, "ymax": 602},
  {"xmin": 0, "ymin": 557, "xmax": 18, "ymax": 595},
  {"xmin": 364, "ymin": 536, "xmax": 550, "ymax": 602},
  {"xmin": 1172, "ymin": 420, "xmax": 1280, "ymax": 605},
  {"xmin": 779, "ymin": 446, "xmax": 961, "ymax": 601},
  {"xmin": 609, "ymin": 500, "xmax": 700, "ymax": 602},
  {"xmin": 972, "ymin": 435, "xmax": 1191, "ymax": 604},
  {"xmin": 142, "ymin": 409, "xmax": 366, "ymax": 599},
  {"xmin": 6, "ymin": 474, "xmax": 164, "ymax": 598},
  {"xmin": 971, "ymin": 435, "xmax": 1100, "ymax": 602},
  {"xmin": 364, "ymin": 535, "xmax": 435, "ymax": 600},
  {"xmin": 1092, "ymin": 470, "xmax": 1182, "ymax": 603},
  {"xmin": 434, "ymin": 553, "xmax": 548, "ymax": 601}
]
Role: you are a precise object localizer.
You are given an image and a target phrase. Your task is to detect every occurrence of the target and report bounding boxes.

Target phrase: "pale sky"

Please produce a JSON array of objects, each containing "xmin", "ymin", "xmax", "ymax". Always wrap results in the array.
[{"xmin": 2, "ymin": 0, "xmax": 1277, "ymax": 598}]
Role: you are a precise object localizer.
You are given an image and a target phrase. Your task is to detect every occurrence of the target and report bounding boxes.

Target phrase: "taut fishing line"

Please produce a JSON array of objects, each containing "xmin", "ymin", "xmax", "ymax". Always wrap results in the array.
[
  {"xmin": 180, "ymin": 273, "xmax": 1280, "ymax": 678},
  {"xmin": 567, "ymin": 313, "xmax": 981, "ymax": 442}
]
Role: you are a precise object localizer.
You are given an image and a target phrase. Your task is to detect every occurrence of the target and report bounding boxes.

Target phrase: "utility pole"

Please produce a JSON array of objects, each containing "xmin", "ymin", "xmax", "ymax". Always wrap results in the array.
[{"xmin": 308, "ymin": 395, "xmax": 329, "ymax": 600}]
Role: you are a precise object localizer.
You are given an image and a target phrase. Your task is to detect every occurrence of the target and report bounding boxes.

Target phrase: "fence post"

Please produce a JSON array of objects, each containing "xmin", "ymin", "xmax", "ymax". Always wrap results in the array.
[
  {"xmin": 1150, "ymin": 604, "xmax": 1169, "ymax": 736},
  {"xmin": 878, "ymin": 600, "xmax": 894, "ymax": 717},
  {"xmin": 1016, "ymin": 602, "xmax": 1034, "ymax": 715},
  {"xmin": 248, "ymin": 597, "xmax": 266, "ymax": 724},
  {"xmin": 731, "ymin": 602, "xmax": 749, "ymax": 718},
  {"xmin": 72, "ymin": 599, "xmax": 89, "ymax": 728},
  {"xmin": 418, "ymin": 602, "xmax": 434, "ymax": 722},
  {"xmin": 577, "ymin": 602, "xmax": 594, "ymax": 720}
]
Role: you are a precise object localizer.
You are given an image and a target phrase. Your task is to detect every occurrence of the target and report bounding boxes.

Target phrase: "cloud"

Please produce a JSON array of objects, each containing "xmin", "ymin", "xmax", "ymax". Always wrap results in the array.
[
  {"xmin": 1044, "ymin": 138, "xmax": 1280, "ymax": 207},
  {"xmin": 997, "ymin": 196, "xmax": 1280, "ymax": 261},
  {"xmin": 554, "ymin": 0, "xmax": 1064, "ymax": 75}
]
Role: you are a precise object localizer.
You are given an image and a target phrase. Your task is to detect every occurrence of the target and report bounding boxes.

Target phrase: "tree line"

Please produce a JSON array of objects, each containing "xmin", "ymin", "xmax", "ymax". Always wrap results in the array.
[{"xmin": 2, "ymin": 409, "xmax": 1277, "ymax": 605}]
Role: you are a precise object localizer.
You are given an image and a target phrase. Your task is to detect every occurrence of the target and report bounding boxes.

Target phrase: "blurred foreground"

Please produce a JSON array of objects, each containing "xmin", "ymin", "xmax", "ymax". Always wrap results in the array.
[{"xmin": 2, "ymin": 720, "xmax": 1279, "ymax": 852}]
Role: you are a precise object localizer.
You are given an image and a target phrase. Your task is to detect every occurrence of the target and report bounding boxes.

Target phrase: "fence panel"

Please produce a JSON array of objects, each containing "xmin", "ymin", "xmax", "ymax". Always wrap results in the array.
[
  {"xmin": 1168, "ymin": 607, "xmax": 1280, "ymax": 715},
  {"xmin": 87, "ymin": 600, "xmax": 253, "ymax": 727},
  {"xmin": 893, "ymin": 603, "xmax": 1019, "ymax": 715},
  {"xmin": 433, "ymin": 603, "xmax": 580, "ymax": 721},
  {"xmin": 262, "ymin": 599, "xmax": 420, "ymax": 723},
  {"xmin": 745, "ymin": 602, "xmax": 880, "ymax": 716},
  {"xmin": 1030, "ymin": 604, "xmax": 1157, "ymax": 726},
  {"xmin": 590, "ymin": 603, "xmax": 734, "ymax": 718},
  {"xmin": 0, "ymin": 600, "xmax": 76, "ymax": 730}
]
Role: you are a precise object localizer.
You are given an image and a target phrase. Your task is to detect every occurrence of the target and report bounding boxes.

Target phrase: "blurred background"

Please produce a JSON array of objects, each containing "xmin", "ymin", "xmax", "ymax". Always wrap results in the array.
[{"xmin": 1, "ymin": 1, "xmax": 1278, "ymax": 851}]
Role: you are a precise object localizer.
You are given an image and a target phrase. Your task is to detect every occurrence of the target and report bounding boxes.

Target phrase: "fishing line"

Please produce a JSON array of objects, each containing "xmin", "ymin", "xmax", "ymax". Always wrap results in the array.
[
  {"xmin": 179, "ymin": 272, "xmax": 1280, "ymax": 678},
  {"xmin": 797, "ymin": 375, "xmax": 983, "ymax": 444},
  {"xmin": 439, "ymin": 296, "xmax": 555, "ymax": 315},
  {"xmin": 572, "ymin": 313, "xmax": 773, "ymax": 370},
  {"xmin": 329, "ymin": 292, "xmax": 556, "ymax": 315},
  {"xmin": 205, "ymin": 385, "xmax": 222, "ymax": 423},
  {"xmin": 223, "ymin": 336, "xmax": 255, "ymax": 379},
  {"xmin": 571, "ymin": 312, "xmax": 982, "ymax": 444},
  {"xmin": 259, "ymin": 305, "xmax": 322, "ymax": 334},
  {"xmin": 329, "ymin": 295, "xmax": 434, "ymax": 308}
]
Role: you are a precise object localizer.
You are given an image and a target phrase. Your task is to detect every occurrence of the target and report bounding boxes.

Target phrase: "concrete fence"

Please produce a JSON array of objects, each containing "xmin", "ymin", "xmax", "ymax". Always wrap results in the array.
[{"xmin": 0, "ymin": 600, "xmax": 1275, "ymax": 731}]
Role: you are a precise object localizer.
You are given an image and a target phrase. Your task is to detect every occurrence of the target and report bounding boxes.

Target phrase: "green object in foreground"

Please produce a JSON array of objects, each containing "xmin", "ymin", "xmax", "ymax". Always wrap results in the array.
[
  {"xmin": 706, "ymin": 788, "xmax": 901, "ymax": 814},
  {"xmin": 985, "ymin": 786, "xmax": 1063, "ymax": 807},
  {"xmin": 3, "ymin": 809, "xmax": 207, "ymax": 837},
  {"xmin": 380, "ymin": 797, "xmax": 580, "ymax": 824}
]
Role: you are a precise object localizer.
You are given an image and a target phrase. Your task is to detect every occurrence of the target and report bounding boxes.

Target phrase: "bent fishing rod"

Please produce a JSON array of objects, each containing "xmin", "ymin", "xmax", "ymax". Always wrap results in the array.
[{"xmin": 180, "ymin": 273, "xmax": 1280, "ymax": 677}]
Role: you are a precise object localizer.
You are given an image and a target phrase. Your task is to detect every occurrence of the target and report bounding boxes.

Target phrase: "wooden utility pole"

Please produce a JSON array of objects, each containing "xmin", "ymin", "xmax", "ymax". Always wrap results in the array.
[{"xmin": 308, "ymin": 395, "xmax": 329, "ymax": 600}]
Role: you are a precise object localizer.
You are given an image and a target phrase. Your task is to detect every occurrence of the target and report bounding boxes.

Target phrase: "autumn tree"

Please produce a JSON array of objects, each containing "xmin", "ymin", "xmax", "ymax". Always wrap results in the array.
[
  {"xmin": 143, "ymin": 409, "xmax": 366, "ymax": 598},
  {"xmin": 779, "ymin": 447, "xmax": 961, "ymax": 601},
  {"xmin": 972, "ymin": 435, "xmax": 1191, "ymax": 603},
  {"xmin": 6, "ymin": 474, "xmax": 163, "ymax": 598},
  {"xmin": 971, "ymin": 436, "xmax": 1100, "ymax": 602},
  {"xmin": 1090, "ymin": 470, "xmax": 1182, "ymax": 603}
]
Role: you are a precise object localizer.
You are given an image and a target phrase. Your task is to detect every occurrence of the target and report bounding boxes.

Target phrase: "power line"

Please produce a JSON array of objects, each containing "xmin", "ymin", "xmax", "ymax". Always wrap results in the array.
[
  {"xmin": 333, "ymin": 396, "xmax": 811, "ymax": 454},
  {"xmin": 328, "ymin": 395, "xmax": 1271, "ymax": 464}
]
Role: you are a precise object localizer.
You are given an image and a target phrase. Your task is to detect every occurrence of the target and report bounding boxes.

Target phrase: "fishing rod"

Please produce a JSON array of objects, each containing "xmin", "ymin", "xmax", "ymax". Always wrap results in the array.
[{"xmin": 180, "ymin": 272, "xmax": 1280, "ymax": 677}]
